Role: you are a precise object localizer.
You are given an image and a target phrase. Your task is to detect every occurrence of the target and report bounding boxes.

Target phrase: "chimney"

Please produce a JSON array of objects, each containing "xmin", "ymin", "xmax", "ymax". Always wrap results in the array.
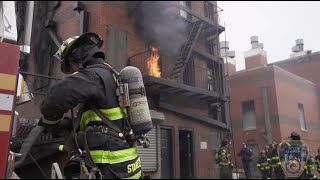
[
  {"xmin": 220, "ymin": 41, "xmax": 236, "ymax": 75},
  {"xmin": 290, "ymin": 39, "xmax": 307, "ymax": 58},
  {"xmin": 244, "ymin": 36, "xmax": 267, "ymax": 70}
]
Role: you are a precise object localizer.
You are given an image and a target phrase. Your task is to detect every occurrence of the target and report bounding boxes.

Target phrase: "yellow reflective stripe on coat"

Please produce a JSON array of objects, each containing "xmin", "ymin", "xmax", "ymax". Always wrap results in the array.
[
  {"xmin": 90, "ymin": 147, "xmax": 138, "ymax": 164},
  {"xmin": 219, "ymin": 162, "xmax": 230, "ymax": 166},
  {"xmin": 80, "ymin": 107, "xmax": 124, "ymax": 132},
  {"xmin": 124, "ymin": 170, "xmax": 142, "ymax": 179},
  {"xmin": 59, "ymin": 145, "xmax": 64, "ymax": 151},
  {"xmin": 42, "ymin": 117, "xmax": 61, "ymax": 125}
]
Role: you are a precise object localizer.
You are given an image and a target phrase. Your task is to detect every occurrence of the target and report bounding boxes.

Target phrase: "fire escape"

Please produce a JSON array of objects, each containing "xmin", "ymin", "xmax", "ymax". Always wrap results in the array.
[
  {"xmin": 129, "ymin": 1, "xmax": 228, "ymax": 129},
  {"xmin": 170, "ymin": 20, "xmax": 203, "ymax": 80}
]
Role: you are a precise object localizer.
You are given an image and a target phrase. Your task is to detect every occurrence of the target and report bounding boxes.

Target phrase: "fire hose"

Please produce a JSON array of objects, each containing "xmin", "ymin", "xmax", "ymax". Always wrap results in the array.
[
  {"xmin": 14, "ymin": 126, "xmax": 45, "ymax": 169},
  {"xmin": 14, "ymin": 118, "xmax": 73, "ymax": 169}
]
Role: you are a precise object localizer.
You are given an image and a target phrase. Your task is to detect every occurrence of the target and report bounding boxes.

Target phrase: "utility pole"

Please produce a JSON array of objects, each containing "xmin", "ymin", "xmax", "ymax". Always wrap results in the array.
[{"xmin": 222, "ymin": 23, "xmax": 239, "ymax": 179}]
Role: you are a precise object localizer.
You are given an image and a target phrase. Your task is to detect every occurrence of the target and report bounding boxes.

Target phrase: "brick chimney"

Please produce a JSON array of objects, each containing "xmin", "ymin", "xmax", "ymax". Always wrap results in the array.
[
  {"xmin": 244, "ymin": 36, "xmax": 267, "ymax": 70},
  {"xmin": 220, "ymin": 41, "xmax": 236, "ymax": 75},
  {"xmin": 290, "ymin": 39, "xmax": 308, "ymax": 58}
]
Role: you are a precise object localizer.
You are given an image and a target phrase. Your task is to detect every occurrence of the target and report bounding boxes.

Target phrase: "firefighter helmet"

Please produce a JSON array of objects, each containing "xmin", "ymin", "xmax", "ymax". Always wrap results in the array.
[
  {"xmin": 54, "ymin": 32, "xmax": 103, "ymax": 74},
  {"xmin": 221, "ymin": 139, "xmax": 229, "ymax": 146},
  {"xmin": 289, "ymin": 132, "xmax": 301, "ymax": 140}
]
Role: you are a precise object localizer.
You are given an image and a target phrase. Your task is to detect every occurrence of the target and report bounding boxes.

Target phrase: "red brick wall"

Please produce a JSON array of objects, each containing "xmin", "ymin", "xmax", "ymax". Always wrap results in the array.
[
  {"xmin": 245, "ymin": 54, "xmax": 267, "ymax": 70},
  {"xmin": 273, "ymin": 66, "xmax": 320, "ymax": 156},
  {"xmin": 229, "ymin": 65, "xmax": 320, "ymax": 168},
  {"xmin": 161, "ymin": 109, "xmax": 219, "ymax": 179},
  {"xmin": 276, "ymin": 58, "xmax": 320, "ymax": 87},
  {"xmin": 225, "ymin": 62, "xmax": 236, "ymax": 75},
  {"xmin": 229, "ymin": 67, "xmax": 281, "ymax": 168}
]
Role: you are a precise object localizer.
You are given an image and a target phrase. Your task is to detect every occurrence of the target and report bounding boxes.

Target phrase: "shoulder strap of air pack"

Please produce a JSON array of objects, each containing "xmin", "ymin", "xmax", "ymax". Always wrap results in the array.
[{"xmin": 86, "ymin": 64, "xmax": 126, "ymax": 135}]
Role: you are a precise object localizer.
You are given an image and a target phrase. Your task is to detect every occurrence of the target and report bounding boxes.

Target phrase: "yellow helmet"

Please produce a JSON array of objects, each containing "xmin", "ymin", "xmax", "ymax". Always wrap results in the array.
[{"xmin": 54, "ymin": 32, "xmax": 103, "ymax": 74}]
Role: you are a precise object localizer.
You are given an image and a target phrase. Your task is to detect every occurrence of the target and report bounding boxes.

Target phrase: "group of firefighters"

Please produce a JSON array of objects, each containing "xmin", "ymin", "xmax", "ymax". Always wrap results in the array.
[{"xmin": 217, "ymin": 132, "xmax": 320, "ymax": 179}]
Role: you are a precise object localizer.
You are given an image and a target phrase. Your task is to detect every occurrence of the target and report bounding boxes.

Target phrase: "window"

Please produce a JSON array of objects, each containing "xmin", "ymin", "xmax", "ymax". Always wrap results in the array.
[
  {"xmin": 204, "ymin": 1, "xmax": 214, "ymax": 21},
  {"xmin": 207, "ymin": 68, "xmax": 214, "ymax": 91},
  {"xmin": 207, "ymin": 61, "xmax": 217, "ymax": 91},
  {"xmin": 183, "ymin": 58, "xmax": 195, "ymax": 86},
  {"xmin": 242, "ymin": 100, "xmax": 257, "ymax": 130},
  {"xmin": 205, "ymin": 39, "xmax": 215, "ymax": 55},
  {"xmin": 298, "ymin": 103, "xmax": 307, "ymax": 131},
  {"xmin": 209, "ymin": 103, "xmax": 221, "ymax": 121},
  {"xmin": 179, "ymin": 1, "xmax": 192, "ymax": 20}
]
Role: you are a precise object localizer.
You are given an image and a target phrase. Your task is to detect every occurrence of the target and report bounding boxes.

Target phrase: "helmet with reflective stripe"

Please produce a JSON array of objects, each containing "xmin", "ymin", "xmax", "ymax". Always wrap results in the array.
[
  {"xmin": 54, "ymin": 36, "xmax": 79, "ymax": 63},
  {"xmin": 54, "ymin": 32, "xmax": 103, "ymax": 74}
]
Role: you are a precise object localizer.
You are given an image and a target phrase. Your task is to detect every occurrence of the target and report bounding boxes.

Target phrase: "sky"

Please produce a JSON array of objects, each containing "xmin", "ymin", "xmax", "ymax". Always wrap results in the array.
[{"xmin": 217, "ymin": 1, "xmax": 320, "ymax": 71}]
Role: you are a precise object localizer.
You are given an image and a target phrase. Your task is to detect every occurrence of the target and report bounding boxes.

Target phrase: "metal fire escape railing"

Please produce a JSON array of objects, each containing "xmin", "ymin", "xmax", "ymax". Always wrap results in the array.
[
  {"xmin": 128, "ymin": 51, "xmax": 221, "ymax": 93},
  {"xmin": 167, "ymin": 1, "xmax": 224, "ymax": 82},
  {"xmin": 170, "ymin": 20, "xmax": 203, "ymax": 80}
]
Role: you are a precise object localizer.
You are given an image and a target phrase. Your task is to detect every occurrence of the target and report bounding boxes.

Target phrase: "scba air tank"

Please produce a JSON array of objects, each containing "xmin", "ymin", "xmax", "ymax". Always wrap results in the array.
[{"xmin": 120, "ymin": 66, "xmax": 152, "ymax": 135}]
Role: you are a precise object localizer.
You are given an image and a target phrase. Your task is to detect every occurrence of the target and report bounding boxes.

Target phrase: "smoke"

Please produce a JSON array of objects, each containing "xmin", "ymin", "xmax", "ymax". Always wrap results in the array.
[{"xmin": 129, "ymin": 1, "xmax": 188, "ymax": 55}]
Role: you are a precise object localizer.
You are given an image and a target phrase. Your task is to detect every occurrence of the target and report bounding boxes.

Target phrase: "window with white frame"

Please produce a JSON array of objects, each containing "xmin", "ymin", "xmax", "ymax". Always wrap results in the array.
[
  {"xmin": 179, "ymin": 1, "xmax": 192, "ymax": 20},
  {"xmin": 298, "ymin": 103, "xmax": 307, "ymax": 131},
  {"xmin": 242, "ymin": 100, "xmax": 257, "ymax": 130}
]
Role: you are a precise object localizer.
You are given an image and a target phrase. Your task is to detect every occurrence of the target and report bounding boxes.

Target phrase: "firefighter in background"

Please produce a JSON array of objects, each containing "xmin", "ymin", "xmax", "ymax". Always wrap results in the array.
[
  {"xmin": 217, "ymin": 139, "xmax": 233, "ymax": 179},
  {"xmin": 257, "ymin": 150, "xmax": 272, "ymax": 179},
  {"xmin": 237, "ymin": 142, "xmax": 253, "ymax": 179},
  {"xmin": 300, "ymin": 156, "xmax": 317, "ymax": 179},
  {"xmin": 264, "ymin": 144, "xmax": 272, "ymax": 159},
  {"xmin": 315, "ymin": 147, "xmax": 320, "ymax": 174},
  {"xmin": 38, "ymin": 32, "xmax": 143, "ymax": 179},
  {"xmin": 269, "ymin": 142, "xmax": 285, "ymax": 179}
]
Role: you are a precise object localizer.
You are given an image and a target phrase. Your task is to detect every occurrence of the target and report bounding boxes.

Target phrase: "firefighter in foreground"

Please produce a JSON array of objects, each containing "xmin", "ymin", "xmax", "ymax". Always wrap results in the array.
[
  {"xmin": 38, "ymin": 32, "xmax": 151, "ymax": 179},
  {"xmin": 257, "ymin": 150, "xmax": 272, "ymax": 179},
  {"xmin": 217, "ymin": 139, "xmax": 233, "ymax": 179}
]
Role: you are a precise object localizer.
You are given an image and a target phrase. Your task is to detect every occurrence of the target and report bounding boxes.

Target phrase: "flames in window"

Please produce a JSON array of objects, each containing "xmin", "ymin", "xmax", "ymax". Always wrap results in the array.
[{"xmin": 148, "ymin": 46, "xmax": 161, "ymax": 77}]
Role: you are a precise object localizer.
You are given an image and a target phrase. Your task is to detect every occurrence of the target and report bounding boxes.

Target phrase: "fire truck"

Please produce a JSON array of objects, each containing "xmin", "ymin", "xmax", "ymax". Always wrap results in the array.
[{"xmin": 0, "ymin": 1, "xmax": 38, "ymax": 178}]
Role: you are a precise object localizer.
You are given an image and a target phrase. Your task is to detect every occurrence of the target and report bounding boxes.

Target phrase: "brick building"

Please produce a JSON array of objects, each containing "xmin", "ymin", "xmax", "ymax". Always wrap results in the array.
[
  {"xmin": 12, "ymin": 1, "xmax": 229, "ymax": 179},
  {"xmin": 223, "ymin": 37, "xmax": 320, "ymax": 177}
]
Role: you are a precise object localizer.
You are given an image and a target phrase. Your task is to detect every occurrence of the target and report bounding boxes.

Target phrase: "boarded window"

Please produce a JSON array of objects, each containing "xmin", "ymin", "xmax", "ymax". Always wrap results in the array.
[
  {"xmin": 106, "ymin": 25, "xmax": 128, "ymax": 72},
  {"xmin": 242, "ymin": 100, "xmax": 257, "ymax": 130},
  {"xmin": 298, "ymin": 103, "xmax": 307, "ymax": 130}
]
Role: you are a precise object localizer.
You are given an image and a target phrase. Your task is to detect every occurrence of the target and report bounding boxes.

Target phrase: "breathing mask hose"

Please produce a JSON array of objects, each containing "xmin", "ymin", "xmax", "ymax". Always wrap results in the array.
[{"xmin": 14, "ymin": 126, "xmax": 45, "ymax": 169}]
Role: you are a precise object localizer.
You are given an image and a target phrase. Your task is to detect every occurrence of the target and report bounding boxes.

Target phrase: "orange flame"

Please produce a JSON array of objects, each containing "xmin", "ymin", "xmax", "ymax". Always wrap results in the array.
[{"xmin": 148, "ymin": 46, "xmax": 161, "ymax": 77}]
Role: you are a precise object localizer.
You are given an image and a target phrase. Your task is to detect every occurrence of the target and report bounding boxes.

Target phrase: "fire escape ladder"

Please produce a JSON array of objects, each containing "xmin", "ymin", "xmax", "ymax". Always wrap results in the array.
[{"xmin": 170, "ymin": 20, "xmax": 203, "ymax": 80}]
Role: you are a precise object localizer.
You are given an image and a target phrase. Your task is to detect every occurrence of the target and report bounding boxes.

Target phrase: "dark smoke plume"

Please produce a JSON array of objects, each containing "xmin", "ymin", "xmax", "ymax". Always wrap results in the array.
[{"xmin": 129, "ymin": 1, "xmax": 188, "ymax": 55}]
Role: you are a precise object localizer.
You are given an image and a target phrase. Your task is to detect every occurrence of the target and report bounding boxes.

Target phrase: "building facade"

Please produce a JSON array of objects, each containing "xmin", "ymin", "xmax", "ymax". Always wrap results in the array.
[
  {"xmin": 223, "ymin": 37, "xmax": 320, "ymax": 177},
  {"xmin": 13, "ymin": 1, "xmax": 229, "ymax": 179}
]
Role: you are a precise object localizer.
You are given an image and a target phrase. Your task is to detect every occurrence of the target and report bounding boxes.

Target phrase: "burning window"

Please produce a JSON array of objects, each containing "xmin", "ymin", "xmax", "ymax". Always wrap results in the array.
[{"xmin": 148, "ymin": 47, "xmax": 161, "ymax": 77}]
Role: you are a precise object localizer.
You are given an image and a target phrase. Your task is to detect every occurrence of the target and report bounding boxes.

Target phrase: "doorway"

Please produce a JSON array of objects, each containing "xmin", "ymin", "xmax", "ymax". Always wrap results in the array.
[
  {"xmin": 161, "ymin": 128, "xmax": 174, "ymax": 179},
  {"xmin": 179, "ymin": 130, "xmax": 194, "ymax": 179},
  {"xmin": 247, "ymin": 142, "xmax": 260, "ymax": 178}
]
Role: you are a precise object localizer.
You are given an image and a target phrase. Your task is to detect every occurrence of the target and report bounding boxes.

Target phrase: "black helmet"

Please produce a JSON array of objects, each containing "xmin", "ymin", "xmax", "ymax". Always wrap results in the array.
[
  {"xmin": 289, "ymin": 132, "xmax": 301, "ymax": 140},
  {"xmin": 54, "ymin": 32, "xmax": 104, "ymax": 74},
  {"xmin": 221, "ymin": 139, "xmax": 229, "ymax": 146}
]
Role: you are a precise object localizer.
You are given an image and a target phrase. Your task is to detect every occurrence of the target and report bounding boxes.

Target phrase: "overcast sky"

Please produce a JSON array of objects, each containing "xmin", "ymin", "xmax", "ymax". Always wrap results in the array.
[{"xmin": 218, "ymin": 1, "xmax": 320, "ymax": 70}]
